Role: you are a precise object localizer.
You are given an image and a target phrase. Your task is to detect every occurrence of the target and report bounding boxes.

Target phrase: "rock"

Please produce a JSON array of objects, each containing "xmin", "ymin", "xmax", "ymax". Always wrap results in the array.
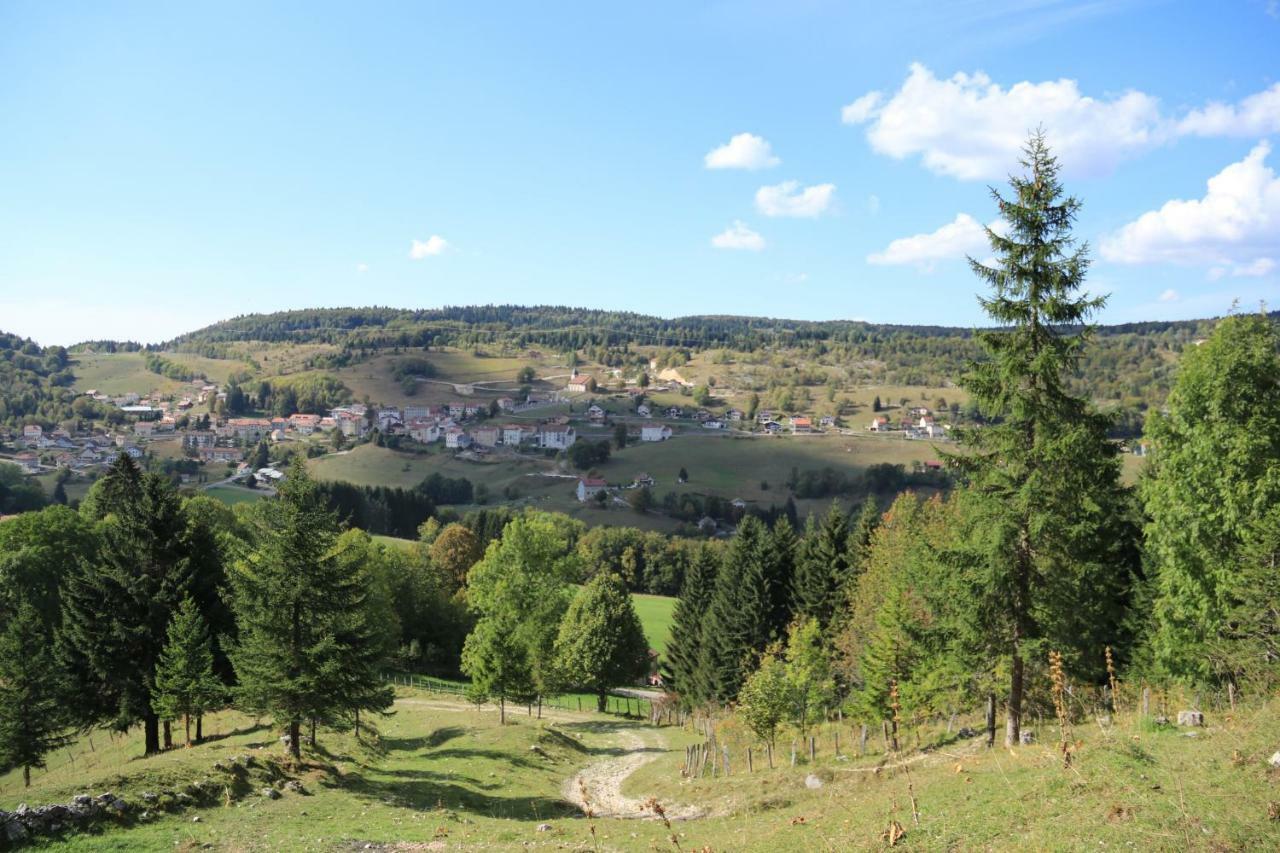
[
  {"xmin": 536, "ymin": 823, "xmax": 553, "ymax": 832},
  {"xmin": 279, "ymin": 736, "xmax": 292, "ymax": 747},
  {"xmin": 957, "ymin": 727, "xmax": 976, "ymax": 739},
  {"xmin": 5, "ymin": 820, "xmax": 29, "ymax": 842},
  {"xmin": 72, "ymin": 795, "xmax": 92, "ymax": 807},
  {"xmin": 1268, "ymin": 751, "xmax": 1280, "ymax": 768},
  {"xmin": 110, "ymin": 798, "xmax": 128, "ymax": 814},
  {"xmin": 1177, "ymin": 710, "xmax": 1205, "ymax": 727},
  {"xmin": 141, "ymin": 792, "xmax": 159, "ymax": 804},
  {"xmin": 804, "ymin": 774, "xmax": 823, "ymax": 789},
  {"xmin": 261, "ymin": 788, "xmax": 281, "ymax": 800},
  {"xmin": 1020, "ymin": 731, "xmax": 1036, "ymax": 745},
  {"xmin": 191, "ymin": 815, "xmax": 201, "ymax": 823},
  {"xmin": 1154, "ymin": 715, "xmax": 1170, "ymax": 726},
  {"xmin": 283, "ymin": 780, "xmax": 305, "ymax": 794},
  {"xmin": 14, "ymin": 804, "xmax": 29, "ymax": 817}
]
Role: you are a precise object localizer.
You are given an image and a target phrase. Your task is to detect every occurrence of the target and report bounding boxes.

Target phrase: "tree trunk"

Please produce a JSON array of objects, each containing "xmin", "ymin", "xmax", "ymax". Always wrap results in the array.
[
  {"xmin": 597, "ymin": 691, "xmax": 607, "ymax": 713},
  {"xmin": 355, "ymin": 708, "xmax": 361, "ymax": 738},
  {"xmin": 144, "ymin": 713, "xmax": 161, "ymax": 755},
  {"xmin": 196, "ymin": 715, "xmax": 203, "ymax": 744},
  {"xmin": 184, "ymin": 714, "xmax": 192, "ymax": 747},
  {"xmin": 23, "ymin": 765, "xmax": 30, "ymax": 788},
  {"xmin": 310, "ymin": 717, "xmax": 317, "ymax": 748},
  {"xmin": 164, "ymin": 719, "xmax": 173, "ymax": 750},
  {"xmin": 1006, "ymin": 651, "xmax": 1024, "ymax": 747},
  {"xmin": 289, "ymin": 718, "xmax": 301, "ymax": 759},
  {"xmin": 499, "ymin": 695, "xmax": 505, "ymax": 725}
]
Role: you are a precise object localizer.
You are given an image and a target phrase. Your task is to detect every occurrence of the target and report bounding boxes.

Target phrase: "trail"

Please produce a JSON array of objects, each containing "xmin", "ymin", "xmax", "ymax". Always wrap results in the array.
[{"xmin": 562, "ymin": 728, "xmax": 702, "ymax": 821}]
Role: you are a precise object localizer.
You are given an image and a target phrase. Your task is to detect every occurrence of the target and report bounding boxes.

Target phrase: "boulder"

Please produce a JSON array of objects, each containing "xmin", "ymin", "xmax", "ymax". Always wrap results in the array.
[
  {"xmin": 5, "ymin": 820, "xmax": 29, "ymax": 842},
  {"xmin": 804, "ymin": 774, "xmax": 823, "ymax": 789},
  {"xmin": 1268, "ymin": 751, "xmax": 1280, "ymax": 768},
  {"xmin": 957, "ymin": 727, "xmax": 976, "ymax": 739},
  {"xmin": 1020, "ymin": 731, "xmax": 1036, "ymax": 745},
  {"xmin": 71, "ymin": 795, "xmax": 92, "ymax": 807},
  {"xmin": 284, "ymin": 780, "xmax": 306, "ymax": 794},
  {"xmin": 536, "ymin": 823, "xmax": 553, "ymax": 832},
  {"xmin": 141, "ymin": 792, "xmax": 159, "ymax": 804},
  {"xmin": 1177, "ymin": 710, "xmax": 1204, "ymax": 727},
  {"xmin": 261, "ymin": 788, "xmax": 281, "ymax": 800}
]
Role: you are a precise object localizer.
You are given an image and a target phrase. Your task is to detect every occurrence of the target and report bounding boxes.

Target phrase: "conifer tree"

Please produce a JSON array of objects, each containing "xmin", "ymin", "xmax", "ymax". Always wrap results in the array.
[
  {"xmin": 791, "ymin": 504, "xmax": 849, "ymax": 629},
  {"xmin": 231, "ymin": 458, "xmax": 393, "ymax": 758},
  {"xmin": 951, "ymin": 131, "xmax": 1134, "ymax": 746},
  {"xmin": 764, "ymin": 517, "xmax": 799, "ymax": 639},
  {"xmin": 553, "ymin": 572, "xmax": 650, "ymax": 711},
  {"xmin": 0, "ymin": 600, "xmax": 72, "ymax": 787},
  {"xmin": 665, "ymin": 544, "xmax": 719, "ymax": 705},
  {"xmin": 58, "ymin": 454, "xmax": 194, "ymax": 755},
  {"xmin": 152, "ymin": 597, "xmax": 223, "ymax": 747},
  {"xmin": 703, "ymin": 516, "xmax": 773, "ymax": 702}
]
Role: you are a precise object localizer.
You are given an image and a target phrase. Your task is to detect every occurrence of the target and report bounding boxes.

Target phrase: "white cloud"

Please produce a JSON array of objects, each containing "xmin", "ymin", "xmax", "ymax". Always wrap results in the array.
[
  {"xmin": 1178, "ymin": 83, "xmax": 1280, "ymax": 137},
  {"xmin": 1209, "ymin": 257, "xmax": 1276, "ymax": 280},
  {"xmin": 1101, "ymin": 142, "xmax": 1280, "ymax": 269},
  {"xmin": 841, "ymin": 92, "xmax": 883, "ymax": 124},
  {"xmin": 867, "ymin": 194, "xmax": 881, "ymax": 215},
  {"xmin": 356, "ymin": 263, "xmax": 369, "ymax": 274},
  {"xmin": 711, "ymin": 221, "xmax": 766, "ymax": 251},
  {"xmin": 755, "ymin": 181, "xmax": 836, "ymax": 218},
  {"xmin": 867, "ymin": 212, "xmax": 990, "ymax": 269},
  {"xmin": 1158, "ymin": 288, "xmax": 1180, "ymax": 302},
  {"xmin": 409, "ymin": 235, "xmax": 449, "ymax": 259},
  {"xmin": 705, "ymin": 133, "xmax": 780, "ymax": 170},
  {"xmin": 842, "ymin": 64, "xmax": 1280, "ymax": 181}
]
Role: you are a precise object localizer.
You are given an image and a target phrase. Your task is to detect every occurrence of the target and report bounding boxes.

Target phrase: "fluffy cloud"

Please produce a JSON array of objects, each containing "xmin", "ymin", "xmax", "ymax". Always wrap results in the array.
[
  {"xmin": 1101, "ymin": 143, "xmax": 1280, "ymax": 270},
  {"xmin": 705, "ymin": 133, "xmax": 780, "ymax": 170},
  {"xmin": 409, "ymin": 235, "xmax": 449, "ymax": 259},
  {"xmin": 356, "ymin": 263, "xmax": 369, "ymax": 274},
  {"xmin": 1158, "ymin": 289, "xmax": 1180, "ymax": 302},
  {"xmin": 867, "ymin": 213, "xmax": 990, "ymax": 269},
  {"xmin": 1177, "ymin": 83, "xmax": 1280, "ymax": 137},
  {"xmin": 711, "ymin": 221, "xmax": 766, "ymax": 251},
  {"xmin": 755, "ymin": 181, "xmax": 835, "ymax": 218},
  {"xmin": 842, "ymin": 64, "xmax": 1280, "ymax": 180}
]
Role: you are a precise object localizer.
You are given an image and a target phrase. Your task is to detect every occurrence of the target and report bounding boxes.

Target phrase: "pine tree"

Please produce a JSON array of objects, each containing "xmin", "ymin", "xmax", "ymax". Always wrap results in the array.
[
  {"xmin": 791, "ymin": 504, "xmax": 849, "ymax": 629},
  {"xmin": 231, "ymin": 458, "xmax": 394, "ymax": 758},
  {"xmin": 553, "ymin": 572, "xmax": 650, "ymax": 711},
  {"xmin": 764, "ymin": 517, "xmax": 798, "ymax": 639},
  {"xmin": 665, "ymin": 544, "xmax": 718, "ymax": 706},
  {"xmin": 703, "ymin": 516, "xmax": 773, "ymax": 703},
  {"xmin": 0, "ymin": 600, "xmax": 72, "ymax": 787},
  {"xmin": 152, "ymin": 597, "xmax": 223, "ymax": 747},
  {"xmin": 58, "ymin": 454, "xmax": 194, "ymax": 755},
  {"xmin": 950, "ymin": 131, "xmax": 1135, "ymax": 746}
]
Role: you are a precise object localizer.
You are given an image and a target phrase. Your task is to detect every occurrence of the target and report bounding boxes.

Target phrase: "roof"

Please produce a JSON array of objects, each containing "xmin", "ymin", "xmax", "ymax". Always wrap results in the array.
[{"xmin": 579, "ymin": 477, "xmax": 608, "ymax": 487}]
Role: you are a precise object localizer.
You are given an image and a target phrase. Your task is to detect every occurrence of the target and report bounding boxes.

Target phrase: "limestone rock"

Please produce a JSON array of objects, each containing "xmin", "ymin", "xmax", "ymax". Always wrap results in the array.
[
  {"xmin": 536, "ymin": 823, "xmax": 553, "ymax": 832},
  {"xmin": 1177, "ymin": 710, "xmax": 1204, "ymax": 727},
  {"xmin": 1267, "ymin": 751, "xmax": 1280, "ymax": 768},
  {"xmin": 804, "ymin": 774, "xmax": 823, "ymax": 789},
  {"xmin": 261, "ymin": 788, "xmax": 281, "ymax": 800}
]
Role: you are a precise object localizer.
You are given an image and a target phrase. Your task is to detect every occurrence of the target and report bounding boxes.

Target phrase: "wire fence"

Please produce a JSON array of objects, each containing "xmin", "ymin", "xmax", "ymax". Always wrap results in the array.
[{"xmin": 383, "ymin": 672, "xmax": 660, "ymax": 719}]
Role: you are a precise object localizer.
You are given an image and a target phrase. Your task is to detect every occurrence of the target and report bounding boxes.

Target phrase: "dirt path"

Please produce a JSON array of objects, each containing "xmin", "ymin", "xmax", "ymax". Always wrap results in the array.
[{"xmin": 562, "ymin": 728, "xmax": 702, "ymax": 821}]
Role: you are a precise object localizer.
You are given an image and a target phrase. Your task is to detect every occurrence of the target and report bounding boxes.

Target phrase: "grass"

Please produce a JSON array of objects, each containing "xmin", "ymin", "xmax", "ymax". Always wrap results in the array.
[
  {"xmin": 203, "ymin": 485, "xmax": 265, "ymax": 506},
  {"xmin": 9, "ymin": 686, "xmax": 1277, "ymax": 851},
  {"xmin": 630, "ymin": 592, "xmax": 676, "ymax": 656}
]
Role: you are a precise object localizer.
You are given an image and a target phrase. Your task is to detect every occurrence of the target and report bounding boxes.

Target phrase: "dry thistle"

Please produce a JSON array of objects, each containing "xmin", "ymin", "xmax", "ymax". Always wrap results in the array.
[
  {"xmin": 577, "ymin": 778, "xmax": 599, "ymax": 851},
  {"xmin": 1049, "ymin": 650, "xmax": 1073, "ymax": 769},
  {"xmin": 1105, "ymin": 646, "xmax": 1120, "ymax": 713},
  {"xmin": 645, "ymin": 797, "xmax": 681, "ymax": 851},
  {"xmin": 881, "ymin": 819, "xmax": 906, "ymax": 846}
]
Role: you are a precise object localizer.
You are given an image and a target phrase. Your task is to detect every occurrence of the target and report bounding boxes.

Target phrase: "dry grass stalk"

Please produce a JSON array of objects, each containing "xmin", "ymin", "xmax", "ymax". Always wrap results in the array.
[
  {"xmin": 645, "ymin": 797, "xmax": 682, "ymax": 851},
  {"xmin": 1049, "ymin": 650, "xmax": 1073, "ymax": 769},
  {"xmin": 1105, "ymin": 646, "xmax": 1120, "ymax": 713},
  {"xmin": 577, "ymin": 778, "xmax": 599, "ymax": 851},
  {"xmin": 881, "ymin": 819, "xmax": 906, "ymax": 846}
]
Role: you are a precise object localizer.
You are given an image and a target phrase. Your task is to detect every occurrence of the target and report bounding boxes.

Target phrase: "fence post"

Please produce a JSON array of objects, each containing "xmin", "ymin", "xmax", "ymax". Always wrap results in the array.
[
  {"xmin": 834, "ymin": 730, "xmax": 840, "ymax": 757},
  {"xmin": 808, "ymin": 736, "xmax": 816, "ymax": 763},
  {"xmin": 859, "ymin": 724, "xmax": 868, "ymax": 757},
  {"xmin": 747, "ymin": 747, "xmax": 753, "ymax": 773},
  {"xmin": 723, "ymin": 745, "xmax": 731, "ymax": 776},
  {"xmin": 1228, "ymin": 681, "xmax": 1236, "ymax": 711},
  {"xmin": 985, "ymin": 694, "xmax": 996, "ymax": 748},
  {"xmin": 882, "ymin": 721, "xmax": 890, "ymax": 753},
  {"xmin": 1141, "ymin": 687, "xmax": 1150, "ymax": 718},
  {"xmin": 767, "ymin": 742, "xmax": 774, "ymax": 769},
  {"xmin": 790, "ymin": 740, "xmax": 797, "ymax": 767}
]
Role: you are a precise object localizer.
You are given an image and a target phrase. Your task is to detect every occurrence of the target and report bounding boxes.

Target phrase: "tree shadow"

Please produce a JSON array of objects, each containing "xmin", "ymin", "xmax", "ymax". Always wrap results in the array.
[{"xmin": 334, "ymin": 768, "xmax": 575, "ymax": 821}]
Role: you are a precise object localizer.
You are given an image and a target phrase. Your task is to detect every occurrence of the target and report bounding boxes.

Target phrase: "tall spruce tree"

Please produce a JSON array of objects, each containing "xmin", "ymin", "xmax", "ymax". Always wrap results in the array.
[
  {"xmin": 764, "ymin": 517, "xmax": 799, "ymax": 639},
  {"xmin": 0, "ymin": 600, "xmax": 72, "ymax": 787},
  {"xmin": 1142, "ymin": 312, "xmax": 1280, "ymax": 684},
  {"xmin": 231, "ymin": 458, "xmax": 393, "ymax": 758},
  {"xmin": 703, "ymin": 516, "xmax": 773, "ymax": 703},
  {"xmin": 951, "ymin": 131, "xmax": 1134, "ymax": 746},
  {"xmin": 791, "ymin": 504, "xmax": 849, "ymax": 629},
  {"xmin": 665, "ymin": 544, "xmax": 719, "ymax": 705},
  {"xmin": 152, "ymin": 596, "xmax": 223, "ymax": 747},
  {"xmin": 59, "ymin": 454, "xmax": 194, "ymax": 755}
]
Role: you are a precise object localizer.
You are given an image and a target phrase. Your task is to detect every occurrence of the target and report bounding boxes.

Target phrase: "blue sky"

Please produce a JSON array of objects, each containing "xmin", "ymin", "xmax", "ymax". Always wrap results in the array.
[{"xmin": 1, "ymin": 1, "xmax": 1277, "ymax": 345}]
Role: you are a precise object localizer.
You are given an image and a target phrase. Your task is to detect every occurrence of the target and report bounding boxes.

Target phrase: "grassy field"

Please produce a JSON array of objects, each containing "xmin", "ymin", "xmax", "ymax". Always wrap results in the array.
[
  {"xmin": 203, "ymin": 485, "xmax": 265, "ymax": 506},
  {"xmin": 4, "ymin": 685, "xmax": 1275, "ymax": 851},
  {"xmin": 631, "ymin": 592, "xmax": 676, "ymax": 655}
]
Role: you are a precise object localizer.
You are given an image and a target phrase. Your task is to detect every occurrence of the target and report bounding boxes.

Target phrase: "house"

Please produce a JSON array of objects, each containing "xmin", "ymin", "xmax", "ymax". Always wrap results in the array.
[
  {"xmin": 576, "ymin": 477, "xmax": 608, "ymax": 502},
  {"xmin": 21, "ymin": 425, "xmax": 42, "ymax": 441},
  {"xmin": 566, "ymin": 377, "xmax": 593, "ymax": 393},
  {"xmin": 868, "ymin": 415, "xmax": 891, "ymax": 432},
  {"xmin": 199, "ymin": 446, "xmax": 242, "ymax": 464},
  {"xmin": 133, "ymin": 421, "xmax": 155, "ymax": 438},
  {"xmin": 665, "ymin": 406, "xmax": 683, "ymax": 419},
  {"xmin": 122, "ymin": 445, "xmax": 144, "ymax": 460},
  {"xmin": 407, "ymin": 419, "xmax": 441, "ymax": 444},
  {"xmin": 910, "ymin": 406, "xmax": 932, "ymax": 418},
  {"xmin": 731, "ymin": 498, "xmax": 748, "ymax": 509},
  {"xmin": 501, "ymin": 424, "xmax": 531, "ymax": 446},
  {"xmin": 470, "ymin": 425, "xmax": 501, "ymax": 448},
  {"xmin": 640, "ymin": 423, "xmax": 673, "ymax": 442},
  {"xmin": 586, "ymin": 404, "xmax": 606, "ymax": 422},
  {"xmin": 636, "ymin": 403, "xmax": 652, "ymax": 418},
  {"xmin": 819, "ymin": 416, "xmax": 836, "ymax": 427},
  {"xmin": 694, "ymin": 409, "xmax": 712, "ymax": 422},
  {"xmin": 925, "ymin": 423, "xmax": 948, "ymax": 439},
  {"xmin": 756, "ymin": 410, "xmax": 775, "ymax": 425},
  {"xmin": 725, "ymin": 409, "xmax": 744, "ymax": 422},
  {"xmin": 918, "ymin": 415, "xmax": 935, "ymax": 429},
  {"xmin": 182, "ymin": 430, "xmax": 218, "ymax": 449},
  {"xmin": 538, "ymin": 424, "xmax": 577, "ymax": 450},
  {"xmin": 13, "ymin": 452, "xmax": 40, "ymax": 473},
  {"xmin": 496, "ymin": 397, "xmax": 515, "ymax": 412},
  {"xmin": 288, "ymin": 413, "xmax": 322, "ymax": 435},
  {"xmin": 762, "ymin": 421, "xmax": 783, "ymax": 434},
  {"xmin": 702, "ymin": 419, "xmax": 724, "ymax": 430},
  {"xmin": 790, "ymin": 416, "xmax": 812, "ymax": 433},
  {"xmin": 633, "ymin": 472, "xmax": 655, "ymax": 487},
  {"xmin": 445, "ymin": 428, "xmax": 472, "ymax": 450},
  {"xmin": 227, "ymin": 418, "xmax": 272, "ymax": 442}
]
